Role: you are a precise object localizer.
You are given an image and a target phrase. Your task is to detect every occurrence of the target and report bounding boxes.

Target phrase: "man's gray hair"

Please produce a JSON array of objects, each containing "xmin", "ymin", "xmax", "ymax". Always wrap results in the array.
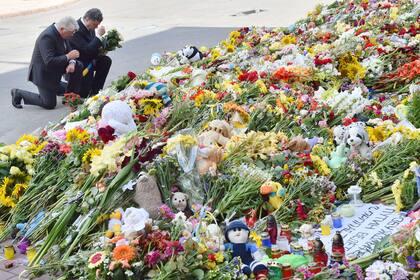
[
  {"xmin": 84, "ymin": 8, "xmax": 103, "ymax": 22},
  {"xmin": 56, "ymin": 16, "xmax": 79, "ymax": 31}
]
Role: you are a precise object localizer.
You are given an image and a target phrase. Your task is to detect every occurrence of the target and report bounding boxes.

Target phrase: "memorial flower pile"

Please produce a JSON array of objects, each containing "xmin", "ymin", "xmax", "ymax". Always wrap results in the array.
[{"xmin": 0, "ymin": 0, "xmax": 420, "ymax": 279}]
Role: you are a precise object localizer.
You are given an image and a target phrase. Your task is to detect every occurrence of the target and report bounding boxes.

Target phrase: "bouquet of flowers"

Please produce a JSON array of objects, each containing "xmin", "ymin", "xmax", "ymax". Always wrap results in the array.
[{"xmin": 101, "ymin": 29, "xmax": 123, "ymax": 53}]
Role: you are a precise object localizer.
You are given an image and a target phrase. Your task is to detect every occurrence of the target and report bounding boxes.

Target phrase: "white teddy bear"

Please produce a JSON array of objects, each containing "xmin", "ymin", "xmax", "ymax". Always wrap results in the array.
[
  {"xmin": 100, "ymin": 100, "xmax": 137, "ymax": 136},
  {"xmin": 345, "ymin": 122, "xmax": 372, "ymax": 160}
]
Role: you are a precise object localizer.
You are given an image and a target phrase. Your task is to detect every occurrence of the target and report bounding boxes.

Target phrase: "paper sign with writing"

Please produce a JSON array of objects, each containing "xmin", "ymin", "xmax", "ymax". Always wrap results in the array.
[{"xmin": 318, "ymin": 203, "xmax": 411, "ymax": 258}]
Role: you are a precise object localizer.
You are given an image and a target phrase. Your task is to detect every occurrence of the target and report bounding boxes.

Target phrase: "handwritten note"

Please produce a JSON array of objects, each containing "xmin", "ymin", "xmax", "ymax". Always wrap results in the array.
[
  {"xmin": 298, "ymin": 204, "xmax": 411, "ymax": 258},
  {"xmin": 321, "ymin": 204, "xmax": 410, "ymax": 258}
]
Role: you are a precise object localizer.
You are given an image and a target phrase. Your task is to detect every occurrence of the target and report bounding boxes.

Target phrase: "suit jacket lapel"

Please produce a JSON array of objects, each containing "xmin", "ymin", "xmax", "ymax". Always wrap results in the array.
[{"xmin": 77, "ymin": 18, "xmax": 94, "ymax": 41}]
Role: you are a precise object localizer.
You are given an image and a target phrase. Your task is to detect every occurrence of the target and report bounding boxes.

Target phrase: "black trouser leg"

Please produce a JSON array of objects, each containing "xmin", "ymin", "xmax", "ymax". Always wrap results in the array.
[
  {"xmin": 66, "ymin": 61, "xmax": 83, "ymax": 94},
  {"xmin": 91, "ymin": 56, "xmax": 112, "ymax": 96},
  {"xmin": 79, "ymin": 69, "xmax": 94, "ymax": 98},
  {"xmin": 15, "ymin": 84, "xmax": 64, "ymax": 109}
]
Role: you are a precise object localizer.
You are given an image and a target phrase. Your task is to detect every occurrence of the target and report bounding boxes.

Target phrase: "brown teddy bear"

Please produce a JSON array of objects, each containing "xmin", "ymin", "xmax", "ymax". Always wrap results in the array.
[{"xmin": 196, "ymin": 120, "xmax": 232, "ymax": 175}]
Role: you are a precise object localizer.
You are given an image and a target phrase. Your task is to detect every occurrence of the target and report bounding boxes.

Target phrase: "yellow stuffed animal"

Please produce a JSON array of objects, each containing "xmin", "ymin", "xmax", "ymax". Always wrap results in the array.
[{"xmin": 260, "ymin": 181, "xmax": 286, "ymax": 210}]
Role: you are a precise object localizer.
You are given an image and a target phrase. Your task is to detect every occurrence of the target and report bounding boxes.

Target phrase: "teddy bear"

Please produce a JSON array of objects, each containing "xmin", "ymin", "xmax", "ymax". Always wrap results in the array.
[
  {"xmin": 171, "ymin": 192, "xmax": 194, "ymax": 217},
  {"xmin": 196, "ymin": 119, "xmax": 232, "ymax": 175},
  {"xmin": 345, "ymin": 122, "xmax": 372, "ymax": 160},
  {"xmin": 221, "ymin": 220, "xmax": 268, "ymax": 280},
  {"xmin": 133, "ymin": 173, "xmax": 163, "ymax": 219},
  {"xmin": 100, "ymin": 100, "xmax": 136, "ymax": 137},
  {"xmin": 286, "ymin": 136, "xmax": 310, "ymax": 152}
]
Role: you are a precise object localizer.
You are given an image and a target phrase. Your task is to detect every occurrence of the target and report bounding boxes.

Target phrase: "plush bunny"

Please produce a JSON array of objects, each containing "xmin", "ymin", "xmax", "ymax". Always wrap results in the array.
[
  {"xmin": 345, "ymin": 122, "xmax": 372, "ymax": 160},
  {"xmin": 222, "ymin": 220, "xmax": 268, "ymax": 280},
  {"xmin": 100, "ymin": 100, "xmax": 136, "ymax": 136},
  {"xmin": 133, "ymin": 173, "xmax": 163, "ymax": 219}
]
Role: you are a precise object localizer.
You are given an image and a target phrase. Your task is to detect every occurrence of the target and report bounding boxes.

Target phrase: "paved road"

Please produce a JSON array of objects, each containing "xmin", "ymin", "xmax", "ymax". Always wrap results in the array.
[{"xmin": 0, "ymin": 0, "xmax": 333, "ymax": 144}]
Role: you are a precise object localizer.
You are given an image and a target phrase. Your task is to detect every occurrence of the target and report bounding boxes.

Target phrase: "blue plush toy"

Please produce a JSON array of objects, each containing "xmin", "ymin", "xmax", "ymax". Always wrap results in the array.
[
  {"xmin": 325, "ymin": 143, "xmax": 349, "ymax": 169},
  {"xmin": 145, "ymin": 82, "xmax": 171, "ymax": 105},
  {"xmin": 222, "ymin": 220, "xmax": 268, "ymax": 279}
]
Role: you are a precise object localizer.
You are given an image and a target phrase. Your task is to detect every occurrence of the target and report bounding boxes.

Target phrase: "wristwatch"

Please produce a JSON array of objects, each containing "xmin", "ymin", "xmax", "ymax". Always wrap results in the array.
[{"xmin": 69, "ymin": 59, "xmax": 76, "ymax": 64}]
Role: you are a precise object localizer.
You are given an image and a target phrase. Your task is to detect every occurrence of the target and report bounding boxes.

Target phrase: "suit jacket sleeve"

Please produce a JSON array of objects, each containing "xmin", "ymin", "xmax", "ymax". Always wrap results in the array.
[
  {"xmin": 38, "ymin": 33, "xmax": 68, "ymax": 69},
  {"xmin": 70, "ymin": 33, "xmax": 103, "ymax": 61}
]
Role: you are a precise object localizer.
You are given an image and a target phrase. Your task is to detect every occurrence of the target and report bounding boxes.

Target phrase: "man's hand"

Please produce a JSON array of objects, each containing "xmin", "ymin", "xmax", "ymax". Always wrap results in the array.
[
  {"xmin": 66, "ymin": 50, "xmax": 80, "ymax": 60},
  {"xmin": 96, "ymin": 26, "xmax": 106, "ymax": 37},
  {"xmin": 66, "ymin": 63, "xmax": 75, "ymax": 74}
]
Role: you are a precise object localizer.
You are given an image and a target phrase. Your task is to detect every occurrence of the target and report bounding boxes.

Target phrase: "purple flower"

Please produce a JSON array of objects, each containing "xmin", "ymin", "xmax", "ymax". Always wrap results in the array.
[
  {"xmin": 159, "ymin": 204, "xmax": 175, "ymax": 219},
  {"xmin": 353, "ymin": 264, "xmax": 364, "ymax": 280},
  {"xmin": 17, "ymin": 238, "xmax": 30, "ymax": 254},
  {"xmin": 153, "ymin": 107, "xmax": 171, "ymax": 129},
  {"xmin": 145, "ymin": 250, "xmax": 161, "ymax": 267}
]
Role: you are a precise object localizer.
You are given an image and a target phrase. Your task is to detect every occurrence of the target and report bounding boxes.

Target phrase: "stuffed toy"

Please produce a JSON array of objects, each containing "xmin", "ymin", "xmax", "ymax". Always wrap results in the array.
[
  {"xmin": 150, "ymin": 52, "xmax": 162, "ymax": 66},
  {"xmin": 306, "ymin": 137, "xmax": 324, "ymax": 150},
  {"xmin": 179, "ymin": 45, "xmax": 203, "ymax": 64},
  {"xmin": 171, "ymin": 192, "xmax": 194, "ymax": 217},
  {"xmin": 196, "ymin": 120, "xmax": 232, "ymax": 175},
  {"xmin": 222, "ymin": 220, "xmax": 268, "ymax": 280},
  {"xmin": 325, "ymin": 143, "xmax": 349, "ymax": 169},
  {"xmin": 145, "ymin": 82, "xmax": 171, "ymax": 105},
  {"xmin": 299, "ymin": 224, "xmax": 314, "ymax": 239},
  {"xmin": 201, "ymin": 223, "xmax": 223, "ymax": 251},
  {"xmin": 100, "ymin": 100, "xmax": 136, "ymax": 137},
  {"xmin": 260, "ymin": 181, "xmax": 286, "ymax": 210},
  {"xmin": 133, "ymin": 173, "xmax": 163, "ymax": 219},
  {"xmin": 286, "ymin": 136, "xmax": 310, "ymax": 152},
  {"xmin": 198, "ymin": 120, "xmax": 232, "ymax": 147},
  {"xmin": 333, "ymin": 125, "xmax": 347, "ymax": 145},
  {"xmin": 345, "ymin": 122, "xmax": 372, "ymax": 160},
  {"xmin": 106, "ymin": 209, "xmax": 123, "ymax": 238}
]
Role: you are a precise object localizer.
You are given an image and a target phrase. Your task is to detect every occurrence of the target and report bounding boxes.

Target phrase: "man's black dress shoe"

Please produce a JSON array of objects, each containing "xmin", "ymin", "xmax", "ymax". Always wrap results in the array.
[{"xmin": 11, "ymin": 89, "xmax": 23, "ymax": 109}]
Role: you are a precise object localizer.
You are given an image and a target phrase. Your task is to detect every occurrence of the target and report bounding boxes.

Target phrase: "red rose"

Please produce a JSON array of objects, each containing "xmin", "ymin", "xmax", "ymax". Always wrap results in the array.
[
  {"xmin": 127, "ymin": 71, "xmax": 137, "ymax": 80},
  {"xmin": 238, "ymin": 71, "xmax": 258, "ymax": 83},
  {"xmin": 98, "ymin": 125, "xmax": 116, "ymax": 143}
]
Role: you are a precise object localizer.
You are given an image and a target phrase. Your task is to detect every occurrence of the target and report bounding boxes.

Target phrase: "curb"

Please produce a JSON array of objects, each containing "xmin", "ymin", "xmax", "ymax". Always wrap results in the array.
[{"xmin": 0, "ymin": 0, "xmax": 80, "ymax": 19}]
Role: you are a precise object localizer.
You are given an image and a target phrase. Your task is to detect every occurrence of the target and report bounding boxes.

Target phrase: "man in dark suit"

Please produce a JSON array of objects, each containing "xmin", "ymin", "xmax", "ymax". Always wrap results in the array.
[
  {"xmin": 69, "ymin": 8, "xmax": 112, "ymax": 98},
  {"xmin": 11, "ymin": 16, "xmax": 83, "ymax": 110}
]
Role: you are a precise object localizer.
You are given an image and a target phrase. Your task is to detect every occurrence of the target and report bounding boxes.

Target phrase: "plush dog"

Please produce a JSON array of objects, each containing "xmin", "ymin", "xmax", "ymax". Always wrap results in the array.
[
  {"xmin": 345, "ymin": 122, "xmax": 371, "ymax": 160},
  {"xmin": 333, "ymin": 125, "xmax": 347, "ymax": 145},
  {"xmin": 100, "ymin": 100, "xmax": 137, "ymax": 136},
  {"xmin": 179, "ymin": 45, "xmax": 203, "ymax": 63},
  {"xmin": 133, "ymin": 173, "xmax": 163, "ymax": 219}
]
